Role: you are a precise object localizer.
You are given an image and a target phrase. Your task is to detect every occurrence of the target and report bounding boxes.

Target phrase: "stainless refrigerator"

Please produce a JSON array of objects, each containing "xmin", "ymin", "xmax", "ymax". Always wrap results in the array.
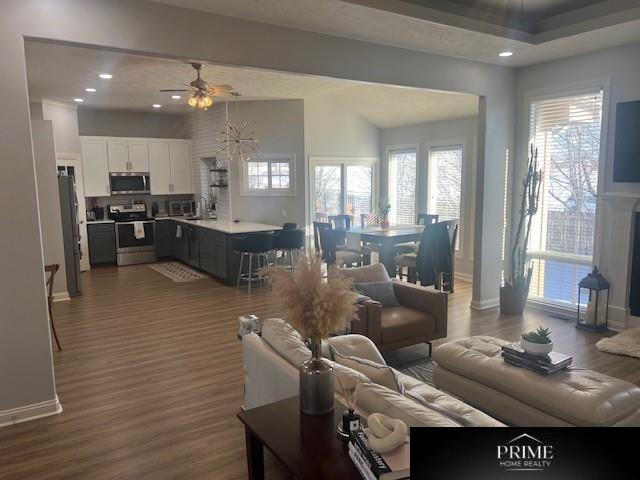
[{"xmin": 58, "ymin": 175, "xmax": 82, "ymax": 297}]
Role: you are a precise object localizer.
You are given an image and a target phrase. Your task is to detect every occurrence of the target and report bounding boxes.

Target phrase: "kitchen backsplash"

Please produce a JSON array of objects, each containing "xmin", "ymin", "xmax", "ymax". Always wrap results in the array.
[{"xmin": 86, "ymin": 194, "xmax": 196, "ymax": 219}]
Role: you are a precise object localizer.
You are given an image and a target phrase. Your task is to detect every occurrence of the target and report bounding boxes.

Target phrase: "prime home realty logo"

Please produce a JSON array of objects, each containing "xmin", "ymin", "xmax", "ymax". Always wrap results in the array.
[{"xmin": 497, "ymin": 433, "xmax": 554, "ymax": 472}]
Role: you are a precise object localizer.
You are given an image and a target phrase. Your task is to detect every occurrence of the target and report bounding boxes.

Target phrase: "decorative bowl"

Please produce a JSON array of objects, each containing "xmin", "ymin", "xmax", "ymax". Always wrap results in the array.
[{"xmin": 521, "ymin": 338, "xmax": 553, "ymax": 356}]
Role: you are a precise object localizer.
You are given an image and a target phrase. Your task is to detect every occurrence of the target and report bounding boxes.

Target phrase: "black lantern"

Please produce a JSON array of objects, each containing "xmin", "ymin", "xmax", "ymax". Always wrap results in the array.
[{"xmin": 577, "ymin": 266, "xmax": 610, "ymax": 332}]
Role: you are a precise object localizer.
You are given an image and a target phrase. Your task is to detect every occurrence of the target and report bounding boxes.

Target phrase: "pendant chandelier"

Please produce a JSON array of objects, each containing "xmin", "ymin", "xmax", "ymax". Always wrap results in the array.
[{"xmin": 215, "ymin": 92, "xmax": 260, "ymax": 161}]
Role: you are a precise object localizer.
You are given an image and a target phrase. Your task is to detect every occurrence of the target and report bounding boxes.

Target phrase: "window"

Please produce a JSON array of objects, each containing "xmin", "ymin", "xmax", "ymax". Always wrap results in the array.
[
  {"xmin": 388, "ymin": 148, "xmax": 417, "ymax": 225},
  {"xmin": 428, "ymin": 145, "xmax": 463, "ymax": 250},
  {"xmin": 310, "ymin": 158, "xmax": 376, "ymax": 223},
  {"xmin": 241, "ymin": 154, "xmax": 295, "ymax": 196},
  {"xmin": 527, "ymin": 89, "xmax": 604, "ymax": 307}
]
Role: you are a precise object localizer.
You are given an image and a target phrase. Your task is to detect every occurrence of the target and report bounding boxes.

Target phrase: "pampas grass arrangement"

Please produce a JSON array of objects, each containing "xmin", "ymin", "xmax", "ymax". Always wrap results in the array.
[{"xmin": 264, "ymin": 254, "xmax": 358, "ymax": 343}]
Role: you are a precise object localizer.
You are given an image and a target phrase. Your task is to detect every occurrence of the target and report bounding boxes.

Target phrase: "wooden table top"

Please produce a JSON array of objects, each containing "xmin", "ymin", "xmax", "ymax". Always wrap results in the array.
[
  {"xmin": 349, "ymin": 225, "xmax": 424, "ymax": 237},
  {"xmin": 238, "ymin": 396, "xmax": 361, "ymax": 480}
]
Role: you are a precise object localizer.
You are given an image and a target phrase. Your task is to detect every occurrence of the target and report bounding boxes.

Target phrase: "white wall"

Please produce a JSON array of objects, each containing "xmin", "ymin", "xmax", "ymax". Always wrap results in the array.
[
  {"xmin": 304, "ymin": 94, "xmax": 380, "ymax": 158},
  {"xmin": 31, "ymin": 120, "xmax": 68, "ymax": 299},
  {"xmin": 381, "ymin": 116, "xmax": 478, "ymax": 278},
  {"xmin": 2, "ymin": 0, "xmax": 515, "ymax": 419},
  {"xmin": 41, "ymin": 100, "xmax": 81, "ymax": 155}
]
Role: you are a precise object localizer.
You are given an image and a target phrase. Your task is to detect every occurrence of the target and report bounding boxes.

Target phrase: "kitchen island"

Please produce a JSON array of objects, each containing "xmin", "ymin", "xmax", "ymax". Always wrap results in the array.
[{"xmin": 155, "ymin": 218, "xmax": 281, "ymax": 285}]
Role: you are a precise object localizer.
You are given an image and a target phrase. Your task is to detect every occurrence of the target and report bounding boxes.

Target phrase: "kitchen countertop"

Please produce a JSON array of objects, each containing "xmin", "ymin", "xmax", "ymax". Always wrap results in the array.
[{"xmin": 155, "ymin": 217, "xmax": 282, "ymax": 234}]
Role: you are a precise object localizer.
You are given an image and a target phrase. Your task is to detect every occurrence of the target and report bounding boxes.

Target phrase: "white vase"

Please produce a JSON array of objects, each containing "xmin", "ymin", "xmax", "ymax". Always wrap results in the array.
[{"xmin": 521, "ymin": 338, "xmax": 553, "ymax": 356}]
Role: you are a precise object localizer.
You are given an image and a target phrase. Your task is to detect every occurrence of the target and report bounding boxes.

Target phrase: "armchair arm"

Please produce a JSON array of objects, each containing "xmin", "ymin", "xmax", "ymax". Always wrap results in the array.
[
  {"xmin": 392, "ymin": 280, "xmax": 448, "ymax": 336},
  {"xmin": 349, "ymin": 299, "xmax": 382, "ymax": 345}
]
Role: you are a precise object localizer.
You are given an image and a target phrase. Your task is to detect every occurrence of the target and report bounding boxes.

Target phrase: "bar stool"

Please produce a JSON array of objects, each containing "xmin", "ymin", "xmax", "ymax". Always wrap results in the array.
[
  {"xmin": 273, "ymin": 228, "xmax": 305, "ymax": 271},
  {"xmin": 233, "ymin": 232, "xmax": 274, "ymax": 293}
]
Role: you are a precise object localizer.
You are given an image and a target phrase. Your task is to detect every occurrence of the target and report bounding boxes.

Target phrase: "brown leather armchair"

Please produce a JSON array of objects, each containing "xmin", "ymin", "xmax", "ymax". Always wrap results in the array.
[{"xmin": 340, "ymin": 264, "xmax": 448, "ymax": 355}]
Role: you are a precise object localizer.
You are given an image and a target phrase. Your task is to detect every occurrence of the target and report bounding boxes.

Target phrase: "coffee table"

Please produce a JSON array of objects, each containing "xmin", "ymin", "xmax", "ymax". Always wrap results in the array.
[{"xmin": 237, "ymin": 396, "xmax": 361, "ymax": 480}]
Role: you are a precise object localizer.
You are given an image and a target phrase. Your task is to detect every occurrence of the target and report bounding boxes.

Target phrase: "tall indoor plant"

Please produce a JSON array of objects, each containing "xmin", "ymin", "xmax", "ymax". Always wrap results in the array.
[
  {"xmin": 266, "ymin": 255, "xmax": 357, "ymax": 415},
  {"xmin": 501, "ymin": 144, "xmax": 543, "ymax": 315}
]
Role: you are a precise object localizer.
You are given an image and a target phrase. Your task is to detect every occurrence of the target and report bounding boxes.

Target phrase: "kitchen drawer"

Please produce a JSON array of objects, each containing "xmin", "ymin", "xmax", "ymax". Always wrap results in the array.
[
  {"xmin": 88, "ymin": 223, "xmax": 116, "ymax": 265},
  {"xmin": 88, "ymin": 223, "xmax": 115, "ymax": 233}
]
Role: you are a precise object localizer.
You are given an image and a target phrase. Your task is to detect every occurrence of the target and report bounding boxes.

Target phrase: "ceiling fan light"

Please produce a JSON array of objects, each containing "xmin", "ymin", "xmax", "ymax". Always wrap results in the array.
[
  {"xmin": 204, "ymin": 96, "xmax": 213, "ymax": 107},
  {"xmin": 187, "ymin": 95, "xmax": 198, "ymax": 107}
]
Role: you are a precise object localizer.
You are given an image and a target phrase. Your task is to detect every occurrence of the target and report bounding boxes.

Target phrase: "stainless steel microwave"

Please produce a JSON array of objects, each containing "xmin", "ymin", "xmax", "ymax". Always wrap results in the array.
[{"xmin": 110, "ymin": 173, "xmax": 151, "ymax": 195}]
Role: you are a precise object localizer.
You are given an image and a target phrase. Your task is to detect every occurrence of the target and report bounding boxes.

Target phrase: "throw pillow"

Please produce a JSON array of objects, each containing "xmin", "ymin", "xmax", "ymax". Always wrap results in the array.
[
  {"xmin": 353, "ymin": 281, "xmax": 400, "ymax": 307},
  {"xmin": 332, "ymin": 349, "xmax": 404, "ymax": 394}
]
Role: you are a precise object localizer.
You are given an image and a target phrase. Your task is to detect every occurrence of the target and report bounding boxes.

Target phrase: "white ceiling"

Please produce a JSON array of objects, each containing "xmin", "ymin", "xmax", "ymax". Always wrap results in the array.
[
  {"xmin": 25, "ymin": 41, "xmax": 477, "ymax": 128},
  {"xmin": 152, "ymin": 0, "xmax": 640, "ymax": 66}
]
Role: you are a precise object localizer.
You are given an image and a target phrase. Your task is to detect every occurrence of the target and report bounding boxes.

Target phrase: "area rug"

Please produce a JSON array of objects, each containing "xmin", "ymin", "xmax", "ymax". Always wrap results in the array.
[
  {"xmin": 389, "ymin": 357, "xmax": 435, "ymax": 387},
  {"xmin": 595, "ymin": 328, "xmax": 640, "ymax": 359},
  {"xmin": 148, "ymin": 262, "xmax": 208, "ymax": 283}
]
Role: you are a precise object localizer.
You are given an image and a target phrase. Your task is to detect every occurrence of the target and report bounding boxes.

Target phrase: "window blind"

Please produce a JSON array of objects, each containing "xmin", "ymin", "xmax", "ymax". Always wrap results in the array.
[
  {"xmin": 527, "ymin": 90, "xmax": 603, "ymax": 307},
  {"xmin": 428, "ymin": 145, "xmax": 463, "ymax": 250},
  {"xmin": 388, "ymin": 149, "xmax": 417, "ymax": 225}
]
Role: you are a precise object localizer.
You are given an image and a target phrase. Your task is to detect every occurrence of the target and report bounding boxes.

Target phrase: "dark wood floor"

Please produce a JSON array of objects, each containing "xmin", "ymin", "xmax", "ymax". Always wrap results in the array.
[{"xmin": 1, "ymin": 265, "xmax": 638, "ymax": 479}]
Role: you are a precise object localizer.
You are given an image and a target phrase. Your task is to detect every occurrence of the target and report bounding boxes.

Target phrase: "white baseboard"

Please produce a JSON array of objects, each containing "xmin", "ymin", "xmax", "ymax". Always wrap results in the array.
[
  {"xmin": 53, "ymin": 291, "xmax": 70, "ymax": 302},
  {"xmin": 470, "ymin": 297, "xmax": 500, "ymax": 310},
  {"xmin": 0, "ymin": 396, "xmax": 62, "ymax": 428}
]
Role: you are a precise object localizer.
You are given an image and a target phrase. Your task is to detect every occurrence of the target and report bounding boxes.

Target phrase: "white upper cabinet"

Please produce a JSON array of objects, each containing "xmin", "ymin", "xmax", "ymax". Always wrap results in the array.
[
  {"xmin": 128, "ymin": 141, "xmax": 149, "ymax": 172},
  {"xmin": 107, "ymin": 139, "xmax": 129, "ymax": 172},
  {"xmin": 169, "ymin": 142, "xmax": 193, "ymax": 194},
  {"xmin": 81, "ymin": 138, "xmax": 110, "ymax": 197},
  {"xmin": 148, "ymin": 141, "xmax": 171, "ymax": 195},
  {"xmin": 80, "ymin": 136, "xmax": 191, "ymax": 197}
]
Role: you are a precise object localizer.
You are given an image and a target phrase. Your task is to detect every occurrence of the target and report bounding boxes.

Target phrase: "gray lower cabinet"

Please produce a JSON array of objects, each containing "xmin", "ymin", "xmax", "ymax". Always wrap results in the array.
[
  {"xmin": 172, "ymin": 222, "xmax": 189, "ymax": 264},
  {"xmin": 198, "ymin": 228, "xmax": 230, "ymax": 281},
  {"xmin": 88, "ymin": 223, "xmax": 116, "ymax": 265},
  {"xmin": 155, "ymin": 220, "xmax": 173, "ymax": 258}
]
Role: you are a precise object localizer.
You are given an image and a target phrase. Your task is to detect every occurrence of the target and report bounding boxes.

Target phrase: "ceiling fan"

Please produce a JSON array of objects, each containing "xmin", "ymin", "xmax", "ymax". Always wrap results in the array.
[{"xmin": 161, "ymin": 63, "xmax": 234, "ymax": 110}]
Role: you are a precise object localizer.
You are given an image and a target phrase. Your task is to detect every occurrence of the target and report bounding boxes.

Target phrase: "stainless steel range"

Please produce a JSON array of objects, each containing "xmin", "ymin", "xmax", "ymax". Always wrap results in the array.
[{"xmin": 109, "ymin": 203, "xmax": 157, "ymax": 266}]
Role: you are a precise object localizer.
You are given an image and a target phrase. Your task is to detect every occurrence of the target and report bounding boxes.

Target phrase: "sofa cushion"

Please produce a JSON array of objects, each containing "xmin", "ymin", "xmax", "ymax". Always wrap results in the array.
[
  {"xmin": 356, "ymin": 383, "xmax": 462, "ymax": 427},
  {"xmin": 333, "ymin": 350, "xmax": 403, "ymax": 394},
  {"xmin": 434, "ymin": 336, "xmax": 640, "ymax": 427},
  {"xmin": 325, "ymin": 334, "xmax": 387, "ymax": 365},
  {"xmin": 339, "ymin": 263, "xmax": 390, "ymax": 283},
  {"xmin": 406, "ymin": 384, "xmax": 504, "ymax": 427},
  {"xmin": 353, "ymin": 281, "xmax": 400, "ymax": 307},
  {"xmin": 381, "ymin": 307, "xmax": 436, "ymax": 344}
]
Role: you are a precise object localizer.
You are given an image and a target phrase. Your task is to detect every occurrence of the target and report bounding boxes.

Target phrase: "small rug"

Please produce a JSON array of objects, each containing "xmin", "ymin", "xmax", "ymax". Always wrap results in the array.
[
  {"xmin": 389, "ymin": 357, "xmax": 435, "ymax": 387},
  {"xmin": 149, "ymin": 262, "xmax": 208, "ymax": 283},
  {"xmin": 596, "ymin": 328, "xmax": 640, "ymax": 359}
]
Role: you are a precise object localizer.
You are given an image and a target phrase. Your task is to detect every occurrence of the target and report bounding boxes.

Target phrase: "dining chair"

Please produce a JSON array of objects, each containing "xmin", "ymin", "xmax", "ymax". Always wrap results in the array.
[
  {"xmin": 394, "ymin": 213, "xmax": 440, "ymax": 257},
  {"xmin": 313, "ymin": 221, "xmax": 363, "ymax": 267},
  {"xmin": 417, "ymin": 213, "xmax": 439, "ymax": 225},
  {"xmin": 394, "ymin": 219, "xmax": 459, "ymax": 292},
  {"xmin": 45, "ymin": 264, "xmax": 62, "ymax": 351}
]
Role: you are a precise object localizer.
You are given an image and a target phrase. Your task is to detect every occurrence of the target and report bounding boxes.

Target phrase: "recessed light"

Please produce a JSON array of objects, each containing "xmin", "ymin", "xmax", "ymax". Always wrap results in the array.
[
  {"xmin": 99, "ymin": 73, "xmax": 113, "ymax": 79},
  {"xmin": 85, "ymin": 88, "xmax": 97, "ymax": 93},
  {"xmin": 171, "ymin": 95, "xmax": 182, "ymax": 99},
  {"xmin": 152, "ymin": 104, "xmax": 162, "ymax": 108},
  {"xmin": 73, "ymin": 98, "xmax": 84, "ymax": 103},
  {"xmin": 499, "ymin": 51, "xmax": 513, "ymax": 57}
]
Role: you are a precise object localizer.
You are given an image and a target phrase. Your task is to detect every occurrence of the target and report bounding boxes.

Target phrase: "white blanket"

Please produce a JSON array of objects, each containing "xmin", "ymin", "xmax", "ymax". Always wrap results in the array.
[{"xmin": 133, "ymin": 221, "xmax": 145, "ymax": 240}]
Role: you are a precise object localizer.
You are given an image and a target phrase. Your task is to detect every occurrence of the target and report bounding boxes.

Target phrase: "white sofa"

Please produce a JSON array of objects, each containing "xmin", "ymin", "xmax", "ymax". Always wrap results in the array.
[{"xmin": 242, "ymin": 319, "xmax": 503, "ymax": 427}]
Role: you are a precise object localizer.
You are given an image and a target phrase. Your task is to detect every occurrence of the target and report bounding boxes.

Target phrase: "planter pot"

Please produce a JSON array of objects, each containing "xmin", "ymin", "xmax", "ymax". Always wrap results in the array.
[
  {"xmin": 521, "ymin": 338, "xmax": 553, "ymax": 356},
  {"xmin": 500, "ymin": 286, "xmax": 529, "ymax": 315},
  {"xmin": 299, "ymin": 339, "xmax": 334, "ymax": 416}
]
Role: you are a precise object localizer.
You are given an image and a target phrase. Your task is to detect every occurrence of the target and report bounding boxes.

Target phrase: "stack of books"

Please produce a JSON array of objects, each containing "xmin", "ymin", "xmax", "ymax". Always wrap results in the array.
[
  {"xmin": 502, "ymin": 342, "xmax": 572, "ymax": 375},
  {"xmin": 348, "ymin": 428, "xmax": 409, "ymax": 480}
]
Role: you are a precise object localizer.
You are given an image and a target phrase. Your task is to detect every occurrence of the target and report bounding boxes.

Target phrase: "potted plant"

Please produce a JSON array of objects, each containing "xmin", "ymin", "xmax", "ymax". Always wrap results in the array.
[
  {"xmin": 501, "ymin": 144, "xmax": 543, "ymax": 315},
  {"xmin": 265, "ymin": 255, "xmax": 357, "ymax": 415},
  {"xmin": 379, "ymin": 200, "xmax": 391, "ymax": 229},
  {"xmin": 521, "ymin": 326, "xmax": 553, "ymax": 355}
]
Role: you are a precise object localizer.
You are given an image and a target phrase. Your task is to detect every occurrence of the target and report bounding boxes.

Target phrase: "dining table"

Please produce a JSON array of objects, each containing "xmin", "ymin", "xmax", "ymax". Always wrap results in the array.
[{"xmin": 347, "ymin": 224, "xmax": 425, "ymax": 276}]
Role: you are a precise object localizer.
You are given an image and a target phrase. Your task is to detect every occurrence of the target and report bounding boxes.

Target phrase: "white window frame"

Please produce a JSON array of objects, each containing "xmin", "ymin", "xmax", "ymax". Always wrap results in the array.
[
  {"xmin": 426, "ymin": 139, "xmax": 466, "ymax": 257},
  {"xmin": 239, "ymin": 153, "xmax": 296, "ymax": 196},
  {"xmin": 521, "ymin": 79, "xmax": 611, "ymax": 315},
  {"xmin": 386, "ymin": 144, "xmax": 419, "ymax": 225},
  {"xmin": 308, "ymin": 156, "xmax": 379, "ymax": 222}
]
